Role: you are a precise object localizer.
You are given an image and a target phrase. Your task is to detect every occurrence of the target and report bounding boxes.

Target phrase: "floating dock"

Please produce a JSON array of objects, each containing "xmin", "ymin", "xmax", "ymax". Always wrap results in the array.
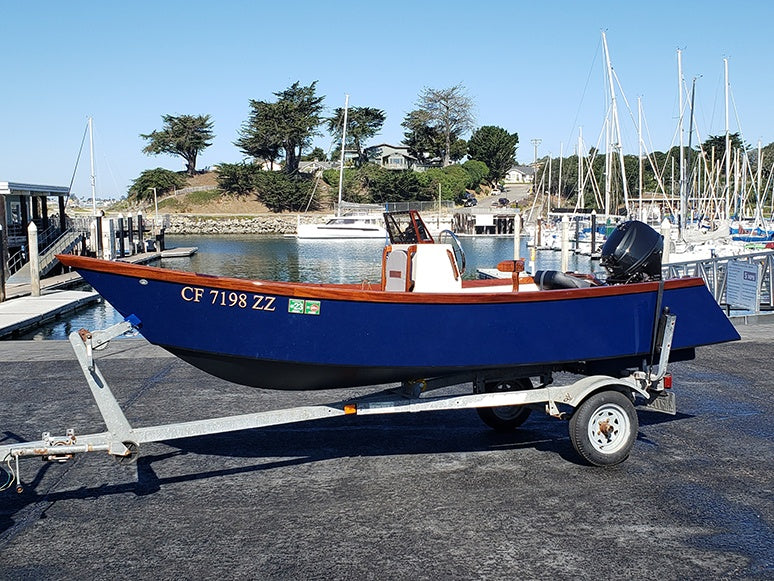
[
  {"xmin": 117, "ymin": 246, "xmax": 199, "ymax": 264},
  {"xmin": 0, "ymin": 290, "xmax": 100, "ymax": 338},
  {"xmin": 0, "ymin": 247, "xmax": 198, "ymax": 338}
]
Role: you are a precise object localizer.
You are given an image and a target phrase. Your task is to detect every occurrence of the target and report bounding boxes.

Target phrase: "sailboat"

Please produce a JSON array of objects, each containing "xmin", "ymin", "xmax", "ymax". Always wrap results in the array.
[{"xmin": 296, "ymin": 94, "xmax": 387, "ymax": 240}]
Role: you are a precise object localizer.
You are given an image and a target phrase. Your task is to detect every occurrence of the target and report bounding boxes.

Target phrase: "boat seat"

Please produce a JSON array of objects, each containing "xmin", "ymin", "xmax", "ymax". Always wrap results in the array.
[
  {"xmin": 534, "ymin": 270, "xmax": 599, "ymax": 290},
  {"xmin": 383, "ymin": 248, "xmax": 413, "ymax": 291}
]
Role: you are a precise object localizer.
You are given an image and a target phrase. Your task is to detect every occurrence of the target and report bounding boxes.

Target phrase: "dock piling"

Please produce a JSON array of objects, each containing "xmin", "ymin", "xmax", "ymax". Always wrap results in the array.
[
  {"xmin": 0, "ymin": 224, "xmax": 5, "ymax": 302},
  {"xmin": 117, "ymin": 215, "xmax": 125, "ymax": 257},
  {"xmin": 661, "ymin": 219, "xmax": 671, "ymax": 265},
  {"xmin": 28, "ymin": 222, "xmax": 40, "ymax": 297}
]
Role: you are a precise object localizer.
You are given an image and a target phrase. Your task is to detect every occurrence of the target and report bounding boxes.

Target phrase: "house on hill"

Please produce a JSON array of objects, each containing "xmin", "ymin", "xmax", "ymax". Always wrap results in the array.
[
  {"xmin": 298, "ymin": 160, "xmax": 337, "ymax": 174},
  {"xmin": 364, "ymin": 144, "xmax": 419, "ymax": 170},
  {"xmin": 504, "ymin": 165, "xmax": 535, "ymax": 184}
]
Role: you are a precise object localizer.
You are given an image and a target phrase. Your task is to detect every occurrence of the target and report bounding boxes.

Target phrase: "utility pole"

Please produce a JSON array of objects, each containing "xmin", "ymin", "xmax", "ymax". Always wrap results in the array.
[{"xmin": 531, "ymin": 138, "xmax": 542, "ymax": 196}]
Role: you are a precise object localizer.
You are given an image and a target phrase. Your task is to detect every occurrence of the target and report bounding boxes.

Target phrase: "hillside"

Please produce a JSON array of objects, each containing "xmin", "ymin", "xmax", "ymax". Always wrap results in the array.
[
  {"xmin": 152, "ymin": 171, "xmax": 269, "ymax": 215},
  {"xmin": 151, "ymin": 170, "xmax": 337, "ymax": 215},
  {"xmin": 123, "ymin": 170, "xmax": 527, "ymax": 217}
]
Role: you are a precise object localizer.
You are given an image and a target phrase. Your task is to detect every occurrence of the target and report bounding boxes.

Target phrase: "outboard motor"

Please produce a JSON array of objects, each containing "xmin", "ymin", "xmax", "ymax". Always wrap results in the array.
[{"xmin": 600, "ymin": 220, "xmax": 663, "ymax": 284}]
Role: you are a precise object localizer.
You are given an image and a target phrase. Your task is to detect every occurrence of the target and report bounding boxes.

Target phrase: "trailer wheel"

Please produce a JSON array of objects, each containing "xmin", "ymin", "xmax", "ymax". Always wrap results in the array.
[
  {"xmin": 477, "ymin": 379, "xmax": 532, "ymax": 431},
  {"xmin": 113, "ymin": 441, "xmax": 139, "ymax": 464},
  {"xmin": 569, "ymin": 390, "xmax": 638, "ymax": 466}
]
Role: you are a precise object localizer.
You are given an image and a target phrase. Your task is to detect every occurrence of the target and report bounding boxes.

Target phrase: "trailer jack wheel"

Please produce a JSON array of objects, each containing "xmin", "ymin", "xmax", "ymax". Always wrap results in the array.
[
  {"xmin": 476, "ymin": 378, "xmax": 532, "ymax": 431},
  {"xmin": 569, "ymin": 390, "xmax": 638, "ymax": 466},
  {"xmin": 113, "ymin": 442, "xmax": 139, "ymax": 465}
]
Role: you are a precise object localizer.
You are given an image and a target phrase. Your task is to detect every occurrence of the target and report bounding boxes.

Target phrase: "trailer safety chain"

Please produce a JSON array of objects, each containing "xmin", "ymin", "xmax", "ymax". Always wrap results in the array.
[{"xmin": 0, "ymin": 454, "xmax": 20, "ymax": 493}]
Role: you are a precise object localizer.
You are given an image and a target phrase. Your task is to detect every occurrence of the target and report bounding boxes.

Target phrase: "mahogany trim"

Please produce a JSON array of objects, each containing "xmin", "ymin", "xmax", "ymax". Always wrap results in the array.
[
  {"xmin": 446, "ymin": 249, "xmax": 460, "ymax": 280},
  {"xmin": 57, "ymin": 254, "xmax": 706, "ymax": 306},
  {"xmin": 380, "ymin": 245, "xmax": 391, "ymax": 290},
  {"xmin": 406, "ymin": 245, "xmax": 417, "ymax": 291}
]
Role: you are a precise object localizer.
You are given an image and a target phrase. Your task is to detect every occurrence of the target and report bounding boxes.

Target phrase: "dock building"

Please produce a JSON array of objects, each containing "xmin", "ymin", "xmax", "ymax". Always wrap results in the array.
[{"xmin": 1, "ymin": 181, "xmax": 74, "ymax": 282}]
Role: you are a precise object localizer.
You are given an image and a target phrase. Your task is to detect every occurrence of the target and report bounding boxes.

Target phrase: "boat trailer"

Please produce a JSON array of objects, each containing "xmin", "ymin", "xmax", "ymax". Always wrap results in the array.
[{"xmin": 1, "ymin": 314, "xmax": 677, "ymax": 492}]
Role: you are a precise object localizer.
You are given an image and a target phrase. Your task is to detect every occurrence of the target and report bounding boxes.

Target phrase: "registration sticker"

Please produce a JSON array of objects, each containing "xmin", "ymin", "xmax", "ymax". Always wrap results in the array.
[{"xmin": 288, "ymin": 298, "xmax": 321, "ymax": 315}]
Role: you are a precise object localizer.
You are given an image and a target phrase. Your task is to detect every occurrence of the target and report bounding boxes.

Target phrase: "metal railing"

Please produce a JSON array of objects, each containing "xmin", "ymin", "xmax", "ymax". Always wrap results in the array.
[
  {"xmin": 664, "ymin": 249, "xmax": 774, "ymax": 310},
  {"xmin": 6, "ymin": 229, "xmax": 84, "ymax": 280},
  {"xmin": 454, "ymin": 205, "xmax": 518, "ymax": 215},
  {"xmin": 7, "ymin": 249, "xmax": 26, "ymax": 275},
  {"xmin": 38, "ymin": 230, "xmax": 84, "ymax": 276},
  {"xmin": 384, "ymin": 201, "xmax": 454, "ymax": 213},
  {"xmin": 173, "ymin": 185, "xmax": 217, "ymax": 195},
  {"xmin": 5, "ymin": 223, "xmax": 65, "ymax": 276},
  {"xmin": 37, "ymin": 223, "xmax": 61, "ymax": 248}
]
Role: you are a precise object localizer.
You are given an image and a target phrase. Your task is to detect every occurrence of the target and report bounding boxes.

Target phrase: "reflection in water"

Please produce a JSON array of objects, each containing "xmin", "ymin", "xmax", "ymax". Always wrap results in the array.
[
  {"xmin": 173, "ymin": 235, "xmax": 388, "ymax": 284},
  {"xmin": 15, "ymin": 234, "xmax": 592, "ymax": 341}
]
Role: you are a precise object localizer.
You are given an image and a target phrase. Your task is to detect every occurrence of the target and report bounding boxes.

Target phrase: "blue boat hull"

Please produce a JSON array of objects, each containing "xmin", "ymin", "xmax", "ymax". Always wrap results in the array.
[{"xmin": 58, "ymin": 255, "xmax": 740, "ymax": 390}]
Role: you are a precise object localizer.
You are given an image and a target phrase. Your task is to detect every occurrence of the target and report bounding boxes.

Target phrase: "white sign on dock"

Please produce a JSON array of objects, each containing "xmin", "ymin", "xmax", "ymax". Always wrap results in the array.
[{"xmin": 726, "ymin": 260, "xmax": 761, "ymax": 312}]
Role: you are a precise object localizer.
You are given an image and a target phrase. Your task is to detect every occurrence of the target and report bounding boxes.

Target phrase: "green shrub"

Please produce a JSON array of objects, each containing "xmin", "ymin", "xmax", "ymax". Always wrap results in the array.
[
  {"xmin": 217, "ymin": 162, "xmax": 261, "ymax": 195},
  {"xmin": 128, "ymin": 168, "xmax": 186, "ymax": 202},
  {"xmin": 462, "ymin": 160, "xmax": 489, "ymax": 190},
  {"xmin": 254, "ymin": 172, "xmax": 318, "ymax": 212},
  {"xmin": 423, "ymin": 165, "xmax": 470, "ymax": 202},
  {"xmin": 363, "ymin": 167, "xmax": 430, "ymax": 203}
]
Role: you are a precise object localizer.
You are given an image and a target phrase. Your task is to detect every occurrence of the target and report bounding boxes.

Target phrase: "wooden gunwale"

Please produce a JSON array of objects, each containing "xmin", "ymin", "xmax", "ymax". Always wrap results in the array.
[{"xmin": 57, "ymin": 254, "xmax": 703, "ymax": 305}]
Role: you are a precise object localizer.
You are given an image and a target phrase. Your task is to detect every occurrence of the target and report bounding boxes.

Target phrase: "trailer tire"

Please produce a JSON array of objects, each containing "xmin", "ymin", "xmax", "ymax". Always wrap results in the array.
[
  {"xmin": 476, "ymin": 379, "xmax": 532, "ymax": 431},
  {"xmin": 569, "ymin": 390, "xmax": 638, "ymax": 466},
  {"xmin": 113, "ymin": 441, "xmax": 139, "ymax": 464}
]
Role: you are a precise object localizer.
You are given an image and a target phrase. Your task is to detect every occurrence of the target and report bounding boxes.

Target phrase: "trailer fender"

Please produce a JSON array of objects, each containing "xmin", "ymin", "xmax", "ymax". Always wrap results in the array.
[{"xmin": 547, "ymin": 375, "xmax": 645, "ymax": 410}]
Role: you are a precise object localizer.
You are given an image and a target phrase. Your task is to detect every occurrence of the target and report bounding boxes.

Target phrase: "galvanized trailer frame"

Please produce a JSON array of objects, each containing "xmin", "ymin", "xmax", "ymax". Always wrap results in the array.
[{"xmin": 1, "ymin": 314, "xmax": 676, "ymax": 492}]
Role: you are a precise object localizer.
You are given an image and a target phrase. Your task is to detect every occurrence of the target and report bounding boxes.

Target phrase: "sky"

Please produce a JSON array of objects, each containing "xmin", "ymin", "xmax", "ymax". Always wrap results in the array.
[{"xmin": 2, "ymin": 0, "xmax": 773, "ymax": 199}]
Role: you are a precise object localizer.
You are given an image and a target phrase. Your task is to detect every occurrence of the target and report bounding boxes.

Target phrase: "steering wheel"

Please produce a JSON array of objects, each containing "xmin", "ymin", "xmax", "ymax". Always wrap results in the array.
[{"xmin": 438, "ymin": 229, "xmax": 466, "ymax": 275}]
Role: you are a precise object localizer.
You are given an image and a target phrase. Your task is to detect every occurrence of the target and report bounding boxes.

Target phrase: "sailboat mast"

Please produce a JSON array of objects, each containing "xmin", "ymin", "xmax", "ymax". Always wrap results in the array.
[
  {"xmin": 724, "ymin": 58, "xmax": 730, "ymax": 219},
  {"xmin": 558, "ymin": 142, "xmax": 563, "ymax": 209},
  {"xmin": 678, "ymin": 49, "xmax": 686, "ymax": 235},
  {"xmin": 602, "ymin": 31, "xmax": 621, "ymax": 219},
  {"xmin": 758, "ymin": 140, "xmax": 763, "ymax": 226},
  {"xmin": 88, "ymin": 116, "xmax": 96, "ymax": 216},
  {"xmin": 577, "ymin": 128, "xmax": 583, "ymax": 210},
  {"xmin": 638, "ymin": 96, "xmax": 643, "ymax": 221},
  {"xmin": 686, "ymin": 76, "xmax": 698, "ymax": 227},
  {"xmin": 547, "ymin": 155, "xmax": 552, "ymax": 213},
  {"xmin": 337, "ymin": 94, "xmax": 349, "ymax": 217}
]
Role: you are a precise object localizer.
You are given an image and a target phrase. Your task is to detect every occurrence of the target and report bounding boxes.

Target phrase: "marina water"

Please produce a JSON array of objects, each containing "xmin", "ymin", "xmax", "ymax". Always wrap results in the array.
[{"xmin": 15, "ymin": 234, "xmax": 593, "ymax": 340}]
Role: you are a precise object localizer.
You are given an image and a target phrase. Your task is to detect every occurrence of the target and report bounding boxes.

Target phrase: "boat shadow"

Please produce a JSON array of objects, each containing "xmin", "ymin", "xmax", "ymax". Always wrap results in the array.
[{"xmin": 1, "ymin": 407, "xmax": 693, "ymax": 530}]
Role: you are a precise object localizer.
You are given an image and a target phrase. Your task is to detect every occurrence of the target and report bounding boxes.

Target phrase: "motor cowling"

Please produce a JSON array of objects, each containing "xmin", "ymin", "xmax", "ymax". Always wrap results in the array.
[{"xmin": 600, "ymin": 220, "xmax": 663, "ymax": 284}]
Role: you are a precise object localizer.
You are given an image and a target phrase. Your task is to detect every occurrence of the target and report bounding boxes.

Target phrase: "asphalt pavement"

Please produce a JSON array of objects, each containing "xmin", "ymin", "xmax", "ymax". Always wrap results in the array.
[{"xmin": 0, "ymin": 323, "xmax": 772, "ymax": 580}]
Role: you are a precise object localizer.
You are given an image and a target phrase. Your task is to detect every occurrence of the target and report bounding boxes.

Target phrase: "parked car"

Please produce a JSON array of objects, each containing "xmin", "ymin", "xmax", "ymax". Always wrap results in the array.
[
  {"xmin": 463, "ymin": 198, "xmax": 477, "ymax": 207},
  {"xmin": 498, "ymin": 197, "xmax": 511, "ymax": 207}
]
